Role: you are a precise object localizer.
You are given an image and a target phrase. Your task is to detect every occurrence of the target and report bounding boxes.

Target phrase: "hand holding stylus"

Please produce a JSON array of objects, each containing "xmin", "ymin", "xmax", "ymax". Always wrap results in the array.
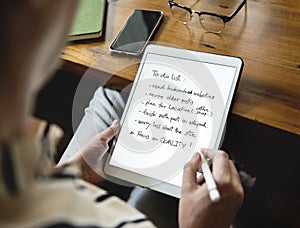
[{"xmin": 179, "ymin": 149, "xmax": 244, "ymax": 228}]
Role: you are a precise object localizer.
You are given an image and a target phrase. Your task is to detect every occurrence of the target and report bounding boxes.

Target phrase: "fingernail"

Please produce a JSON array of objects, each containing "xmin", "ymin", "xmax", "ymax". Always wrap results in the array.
[
  {"xmin": 111, "ymin": 119, "xmax": 119, "ymax": 128},
  {"xmin": 200, "ymin": 148, "xmax": 208, "ymax": 156},
  {"xmin": 193, "ymin": 152, "xmax": 200, "ymax": 160},
  {"xmin": 111, "ymin": 120, "xmax": 120, "ymax": 134}
]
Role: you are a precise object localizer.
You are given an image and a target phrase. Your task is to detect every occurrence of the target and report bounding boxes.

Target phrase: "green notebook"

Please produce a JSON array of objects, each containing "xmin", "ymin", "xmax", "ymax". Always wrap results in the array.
[{"xmin": 69, "ymin": 0, "xmax": 106, "ymax": 41}]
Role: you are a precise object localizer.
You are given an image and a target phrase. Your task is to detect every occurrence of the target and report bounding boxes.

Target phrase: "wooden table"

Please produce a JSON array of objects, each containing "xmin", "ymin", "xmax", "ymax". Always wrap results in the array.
[{"xmin": 62, "ymin": 0, "xmax": 300, "ymax": 135}]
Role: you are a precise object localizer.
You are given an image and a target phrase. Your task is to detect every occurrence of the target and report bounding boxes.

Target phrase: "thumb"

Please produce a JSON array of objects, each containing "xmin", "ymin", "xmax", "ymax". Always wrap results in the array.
[{"xmin": 97, "ymin": 120, "xmax": 120, "ymax": 147}]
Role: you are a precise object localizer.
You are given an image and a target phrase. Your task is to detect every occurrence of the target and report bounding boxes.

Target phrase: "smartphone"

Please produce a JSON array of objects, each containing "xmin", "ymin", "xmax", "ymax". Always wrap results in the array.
[{"xmin": 109, "ymin": 9, "xmax": 163, "ymax": 55}]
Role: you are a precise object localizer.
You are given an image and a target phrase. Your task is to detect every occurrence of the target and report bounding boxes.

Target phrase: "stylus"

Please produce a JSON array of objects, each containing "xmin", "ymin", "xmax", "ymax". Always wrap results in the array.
[{"xmin": 200, "ymin": 154, "xmax": 221, "ymax": 203}]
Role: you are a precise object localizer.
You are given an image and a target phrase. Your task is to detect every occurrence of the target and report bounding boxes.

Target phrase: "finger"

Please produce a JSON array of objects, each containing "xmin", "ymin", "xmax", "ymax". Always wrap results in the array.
[
  {"xmin": 201, "ymin": 148, "xmax": 218, "ymax": 161},
  {"xmin": 98, "ymin": 120, "xmax": 120, "ymax": 144},
  {"xmin": 182, "ymin": 152, "xmax": 201, "ymax": 192},
  {"xmin": 211, "ymin": 150, "xmax": 231, "ymax": 182},
  {"xmin": 110, "ymin": 119, "xmax": 120, "ymax": 135},
  {"xmin": 196, "ymin": 172, "xmax": 205, "ymax": 185},
  {"xmin": 229, "ymin": 160, "xmax": 244, "ymax": 203},
  {"xmin": 199, "ymin": 148, "xmax": 216, "ymax": 172},
  {"xmin": 229, "ymin": 160, "xmax": 242, "ymax": 188}
]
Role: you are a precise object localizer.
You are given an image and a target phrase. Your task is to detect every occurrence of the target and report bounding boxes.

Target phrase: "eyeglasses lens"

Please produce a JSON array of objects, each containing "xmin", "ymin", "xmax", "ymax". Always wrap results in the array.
[
  {"xmin": 171, "ymin": 5, "xmax": 191, "ymax": 24},
  {"xmin": 199, "ymin": 14, "xmax": 225, "ymax": 33}
]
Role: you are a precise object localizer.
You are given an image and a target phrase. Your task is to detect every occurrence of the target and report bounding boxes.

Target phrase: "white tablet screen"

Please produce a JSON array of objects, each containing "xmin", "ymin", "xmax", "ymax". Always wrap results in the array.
[{"xmin": 107, "ymin": 45, "xmax": 241, "ymax": 189}]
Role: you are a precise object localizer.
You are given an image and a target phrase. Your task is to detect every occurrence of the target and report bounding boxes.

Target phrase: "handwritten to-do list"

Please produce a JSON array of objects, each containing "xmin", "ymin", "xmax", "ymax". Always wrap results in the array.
[{"xmin": 110, "ymin": 51, "xmax": 237, "ymax": 186}]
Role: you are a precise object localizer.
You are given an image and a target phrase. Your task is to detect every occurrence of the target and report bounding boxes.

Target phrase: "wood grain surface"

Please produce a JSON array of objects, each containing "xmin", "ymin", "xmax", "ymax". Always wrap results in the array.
[{"xmin": 62, "ymin": 0, "xmax": 300, "ymax": 135}]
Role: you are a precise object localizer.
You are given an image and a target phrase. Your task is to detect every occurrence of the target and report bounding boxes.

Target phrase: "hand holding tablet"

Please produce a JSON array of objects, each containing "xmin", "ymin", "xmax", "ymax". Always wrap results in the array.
[{"xmin": 104, "ymin": 44, "xmax": 243, "ymax": 197}]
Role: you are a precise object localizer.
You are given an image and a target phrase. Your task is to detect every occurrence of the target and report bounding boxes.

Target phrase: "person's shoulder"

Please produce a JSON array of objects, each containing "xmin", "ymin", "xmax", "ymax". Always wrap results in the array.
[
  {"xmin": 42, "ymin": 177, "xmax": 157, "ymax": 227},
  {"xmin": 1, "ymin": 175, "xmax": 156, "ymax": 227}
]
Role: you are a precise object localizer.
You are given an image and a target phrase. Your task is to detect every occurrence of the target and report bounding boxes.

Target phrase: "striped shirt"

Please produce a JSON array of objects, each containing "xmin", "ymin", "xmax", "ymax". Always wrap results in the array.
[{"xmin": 0, "ymin": 119, "xmax": 156, "ymax": 228}]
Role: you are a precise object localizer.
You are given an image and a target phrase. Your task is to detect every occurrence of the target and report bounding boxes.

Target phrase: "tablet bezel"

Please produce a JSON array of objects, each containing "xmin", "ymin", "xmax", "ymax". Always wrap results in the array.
[{"xmin": 104, "ymin": 44, "xmax": 243, "ymax": 198}]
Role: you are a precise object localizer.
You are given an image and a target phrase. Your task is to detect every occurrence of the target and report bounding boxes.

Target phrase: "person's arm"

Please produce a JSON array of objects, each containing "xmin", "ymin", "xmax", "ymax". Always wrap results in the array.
[
  {"xmin": 179, "ymin": 150, "xmax": 244, "ymax": 228},
  {"xmin": 55, "ymin": 120, "xmax": 119, "ymax": 184}
]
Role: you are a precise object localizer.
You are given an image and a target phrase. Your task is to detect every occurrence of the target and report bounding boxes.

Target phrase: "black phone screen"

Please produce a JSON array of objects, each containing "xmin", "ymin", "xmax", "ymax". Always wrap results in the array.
[{"xmin": 110, "ymin": 10, "xmax": 163, "ymax": 54}]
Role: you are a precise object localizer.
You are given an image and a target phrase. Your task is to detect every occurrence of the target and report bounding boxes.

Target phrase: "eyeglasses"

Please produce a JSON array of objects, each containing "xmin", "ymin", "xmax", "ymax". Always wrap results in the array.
[{"xmin": 168, "ymin": 0, "xmax": 247, "ymax": 33}]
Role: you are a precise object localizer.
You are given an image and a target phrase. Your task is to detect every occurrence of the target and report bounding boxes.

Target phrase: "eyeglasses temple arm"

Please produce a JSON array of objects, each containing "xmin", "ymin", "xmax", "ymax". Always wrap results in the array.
[{"xmin": 226, "ymin": 0, "xmax": 247, "ymax": 22}]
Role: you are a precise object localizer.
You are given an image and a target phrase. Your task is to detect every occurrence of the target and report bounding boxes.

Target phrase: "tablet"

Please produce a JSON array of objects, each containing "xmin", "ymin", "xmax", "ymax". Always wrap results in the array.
[{"xmin": 104, "ymin": 44, "xmax": 243, "ymax": 198}]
